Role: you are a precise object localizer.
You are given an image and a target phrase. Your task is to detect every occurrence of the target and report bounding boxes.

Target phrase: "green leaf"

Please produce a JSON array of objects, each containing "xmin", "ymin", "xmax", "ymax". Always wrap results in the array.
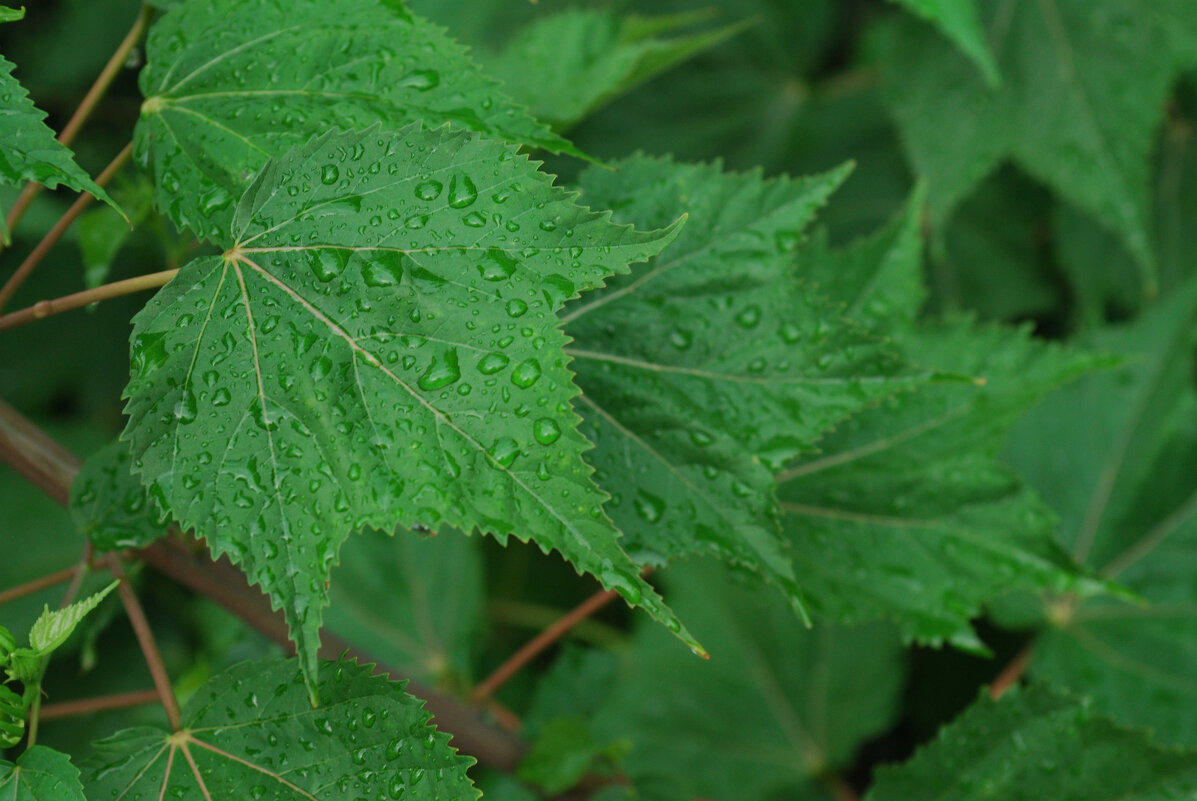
[
  {"xmin": 83, "ymin": 657, "xmax": 480, "ymax": 801},
  {"xmin": 70, "ymin": 438, "xmax": 169, "ymax": 552},
  {"xmin": 134, "ymin": 0, "xmax": 581, "ymax": 243},
  {"xmin": 879, "ymin": 0, "xmax": 1197, "ymax": 291},
  {"xmin": 866, "ymin": 686, "xmax": 1197, "ymax": 800},
  {"xmin": 0, "ymin": 746, "xmax": 86, "ymax": 801},
  {"xmin": 1003, "ymin": 282, "xmax": 1197, "ymax": 745},
  {"xmin": 324, "ymin": 527, "xmax": 483, "ymax": 688},
  {"xmin": 0, "ymin": 54, "xmax": 121, "ymax": 244},
  {"xmin": 594, "ymin": 561, "xmax": 906, "ymax": 801},
  {"xmin": 518, "ymin": 717, "xmax": 626, "ymax": 795},
  {"xmin": 482, "ymin": 10, "xmax": 746, "ymax": 129},
  {"xmin": 565, "ymin": 155, "xmax": 922, "ymax": 619},
  {"xmin": 886, "ymin": 0, "xmax": 998, "ymax": 85},
  {"xmin": 76, "ymin": 170, "xmax": 155, "ymax": 289},
  {"xmin": 122, "ymin": 125, "xmax": 695, "ymax": 701},
  {"xmin": 779, "ymin": 320, "xmax": 1106, "ymax": 650},
  {"xmin": 0, "ymin": 6, "xmax": 24, "ymax": 23},
  {"xmin": 29, "ymin": 580, "xmax": 118, "ymax": 654}
]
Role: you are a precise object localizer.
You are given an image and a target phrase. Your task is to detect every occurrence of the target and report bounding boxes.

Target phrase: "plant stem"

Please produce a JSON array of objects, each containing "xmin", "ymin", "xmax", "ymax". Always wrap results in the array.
[
  {"xmin": 3, "ymin": 4, "xmax": 153, "ymax": 237},
  {"xmin": 39, "ymin": 688, "xmax": 161, "ymax": 721},
  {"xmin": 0, "ymin": 566, "xmax": 76, "ymax": 606},
  {"xmin": 470, "ymin": 582, "xmax": 628, "ymax": 706},
  {"xmin": 59, "ymin": 543, "xmax": 95, "ymax": 609},
  {"xmin": 0, "ymin": 143, "xmax": 135, "ymax": 312},
  {"xmin": 989, "ymin": 641, "xmax": 1035, "ymax": 700},
  {"xmin": 107, "ymin": 554, "xmax": 182, "ymax": 731},
  {"xmin": 0, "ymin": 268, "xmax": 178, "ymax": 332},
  {"xmin": 0, "ymin": 396, "xmax": 527, "ymax": 770}
]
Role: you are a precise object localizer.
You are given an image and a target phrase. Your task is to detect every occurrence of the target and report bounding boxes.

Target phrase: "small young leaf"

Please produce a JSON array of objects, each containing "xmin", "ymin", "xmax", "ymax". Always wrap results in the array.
[
  {"xmin": 0, "ymin": 55, "xmax": 121, "ymax": 244},
  {"xmin": 0, "ymin": 6, "xmax": 24, "ymax": 23},
  {"xmin": 29, "ymin": 580, "xmax": 118, "ymax": 655},
  {"xmin": 123, "ymin": 125, "xmax": 696, "ymax": 700},
  {"xmin": 135, "ymin": 0, "xmax": 581, "ymax": 242},
  {"xmin": 70, "ymin": 438, "xmax": 169, "ymax": 552},
  {"xmin": 0, "ymin": 746, "xmax": 86, "ymax": 801},
  {"xmin": 866, "ymin": 686, "xmax": 1197, "ymax": 800},
  {"xmin": 83, "ymin": 657, "xmax": 480, "ymax": 801}
]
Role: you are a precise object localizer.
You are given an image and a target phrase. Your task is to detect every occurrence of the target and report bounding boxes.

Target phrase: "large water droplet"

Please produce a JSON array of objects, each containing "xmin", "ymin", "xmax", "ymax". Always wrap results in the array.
[
  {"xmin": 510, "ymin": 358, "xmax": 541, "ymax": 388},
  {"xmin": 417, "ymin": 348, "xmax": 461, "ymax": 391},
  {"xmin": 309, "ymin": 249, "xmax": 349, "ymax": 282},
  {"xmin": 477, "ymin": 352, "xmax": 509, "ymax": 375},
  {"xmin": 633, "ymin": 489, "xmax": 665, "ymax": 523},
  {"xmin": 489, "ymin": 437, "xmax": 520, "ymax": 468},
  {"xmin": 448, "ymin": 174, "xmax": 478, "ymax": 209},
  {"xmin": 480, "ymin": 248, "xmax": 518, "ymax": 281},
  {"xmin": 415, "ymin": 180, "xmax": 442, "ymax": 201},
  {"xmin": 321, "ymin": 164, "xmax": 340, "ymax": 185},
  {"xmin": 174, "ymin": 388, "xmax": 198, "ymax": 424},
  {"xmin": 532, "ymin": 417, "xmax": 561, "ymax": 445}
]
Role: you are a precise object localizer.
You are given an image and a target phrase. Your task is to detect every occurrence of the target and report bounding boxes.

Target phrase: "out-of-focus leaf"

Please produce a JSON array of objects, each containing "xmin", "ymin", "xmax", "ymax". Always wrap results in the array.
[
  {"xmin": 122, "ymin": 125, "xmax": 695, "ymax": 700},
  {"xmin": 83, "ymin": 657, "xmax": 480, "ymax": 801},
  {"xmin": 518, "ymin": 717, "xmax": 626, "ymax": 795},
  {"xmin": 0, "ymin": 6, "xmax": 24, "ymax": 23},
  {"xmin": 567, "ymin": 155, "xmax": 923, "ymax": 619},
  {"xmin": 1004, "ymin": 281, "xmax": 1197, "ymax": 745},
  {"xmin": 879, "ymin": 0, "xmax": 1197, "ymax": 292},
  {"xmin": 887, "ymin": 0, "xmax": 998, "ymax": 85},
  {"xmin": 483, "ymin": 10, "xmax": 746, "ymax": 129},
  {"xmin": 594, "ymin": 560, "xmax": 906, "ymax": 801},
  {"xmin": 866, "ymin": 686, "xmax": 1197, "ymax": 800},
  {"xmin": 76, "ymin": 170, "xmax": 154, "ymax": 289},
  {"xmin": 135, "ymin": 0, "xmax": 581, "ymax": 242},
  {"xmin": 70, "ymin": 438, "xmax": 168, "ymax": 552},
  {"xmin": 324, "ymin": 528, "xmax": 483, "ymax": 688}
]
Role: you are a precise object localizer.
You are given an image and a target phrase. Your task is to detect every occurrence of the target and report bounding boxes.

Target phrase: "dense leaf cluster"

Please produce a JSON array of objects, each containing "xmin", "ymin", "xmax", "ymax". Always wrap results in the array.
[{"xmin": 1, "ymin": 0, "xmax": 1196, "ymax": 799}]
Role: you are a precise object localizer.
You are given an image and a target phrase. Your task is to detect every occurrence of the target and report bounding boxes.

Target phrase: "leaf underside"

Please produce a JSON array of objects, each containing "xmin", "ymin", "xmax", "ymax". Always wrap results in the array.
[{"xmin": 122, "ymin": 125, "xmax": 695, "ymax": 698}]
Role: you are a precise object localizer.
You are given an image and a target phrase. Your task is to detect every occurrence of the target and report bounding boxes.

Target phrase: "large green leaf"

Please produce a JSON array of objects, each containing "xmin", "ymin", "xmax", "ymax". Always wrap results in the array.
[
  {"xmin": 481, "ymin": 10, "xmax": 745, "ymax": 129},
  {"xmin": 0, "ymin": 746, "xmax": 86, "ymax": 801},
  {"xmin": 866, "ymin": 686, "xmax": 1197, "ymax": 800},
  {"xmin": 134, "ymin": 0, "xmax": 580, "ymax": 242},
  {"xmin": 122, "ymin": 125, "xmax": 694, "ymax": 701},
  {"xmin": 593, "ymin": 561, "xmax": 906, "ymax": 801},
  {"xmin": 84, "ymin": 657, "xmax": 479, "ymax": 801},
  {"xmin": 781, "ymin": 200, "xmax": 1105, "ymax": 648},
  {"xmin": 0, "ymin": 54, "xmax": 120, "ymax": 244},
  {"xmin": 324, "ymin": 528, "xmax": 483, "ymax": 688},
  {"xmin": 565, "ymin": 155, "xmax": 921, "ymax": 619},
  {"xmin": 879, "ymin": 0, "xmax": 1197, "ymax": 290},
  {"xmin": 1004, "ymin": 282, "xmax": 1197, "ymax": 745},
  {"xmin": 887, "ymin": 0, "xmax": 998, "ymax": 85}
]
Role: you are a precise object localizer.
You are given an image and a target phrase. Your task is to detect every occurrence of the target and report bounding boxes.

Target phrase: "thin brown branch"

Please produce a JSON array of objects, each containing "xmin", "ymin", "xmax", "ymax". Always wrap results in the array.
[
  {"xmin": 39, "ymin": 688, "xmax": 161, "ymax": 721},
  {"xmin": 0, "ymin": 566, "xmax": 76, "ymax": 606},
  {"xmin": 107, "ymin": 555, "xmax": 182, "ymax": 731},
  {"xmin": 0, "ymin": 143, "xmax": 135, "ymax": 312},
  {"xmin": 470, "ymin": 579, "xmax": 631, "ymax": 706},
  {"xmin": 0, "ymin": 396, "xmax": 527, "ymax": 770},
  {"xmin": 989, "ymin": 641, "xmax": 1035, "ymax": 700},
  {"xmin": 3, "ymin": 4, "xmax": 153, "ymax": 236},
  {"xmin": 0, "ymin": 268, "xmax": 178, "ymax": 332},
  {"xmin": 59, "ymin": 543, "xmax": 96, "ymax": 609}
]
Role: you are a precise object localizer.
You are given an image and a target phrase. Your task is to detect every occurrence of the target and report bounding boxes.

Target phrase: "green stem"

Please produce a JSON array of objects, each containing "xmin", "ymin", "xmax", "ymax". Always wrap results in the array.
[{"xmin": 0, "ymin": 268, "xmax": 178, "ymax": 332}]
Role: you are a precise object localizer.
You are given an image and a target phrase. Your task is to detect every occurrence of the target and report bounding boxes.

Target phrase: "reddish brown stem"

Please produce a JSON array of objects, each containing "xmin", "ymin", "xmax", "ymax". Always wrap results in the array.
[
  {"xmin": 59, "ymin": 543, "xmax": 96, "ymax": 609},
  {"xmin": 107, "ymin": 555, "xmax": 182, "ymax": 731},
  {"xmin": 3, "ymin": 4, "xmax": 152, "ymax": 237},
  {"xmin": 0, "ymin": 566, "xmax": 76, "ymax": 606},
  {"xmin": 0, "ymin": 143, "xmax": 135, "ymax": 312},
  {"xmin": 989, "ymin": 642, "xmax": 1035, "ymax": 700},
  {"xmin": 0, "ymin": 268, "xmax": 178, "ymax": 332},
  {"xmin": 0, "ymin": 396, "xmax": 526, "ymax": 771},
  {"xmin": 39, "ymin": 689, "xmax": 161, "ymax": 721},
  {"xmin": 470, "ymin": 580, "xmax": 631, "ymax": 706}
]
